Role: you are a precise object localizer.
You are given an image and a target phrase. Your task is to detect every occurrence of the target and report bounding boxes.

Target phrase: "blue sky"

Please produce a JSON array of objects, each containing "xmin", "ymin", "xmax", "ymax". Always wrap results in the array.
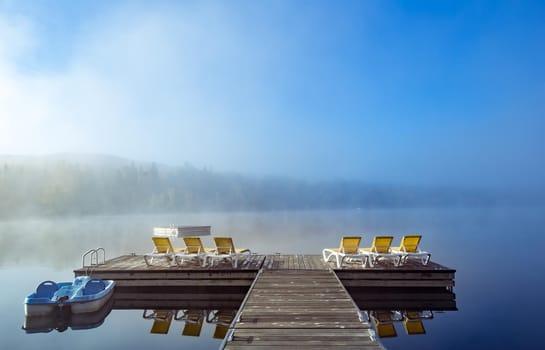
[{"xmin": 0, "ymin": 0, "xmax": 544, "ymax": 189}]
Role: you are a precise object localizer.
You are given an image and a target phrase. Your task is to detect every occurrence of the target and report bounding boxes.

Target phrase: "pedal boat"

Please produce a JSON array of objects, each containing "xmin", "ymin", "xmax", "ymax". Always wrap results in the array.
[{"xmin": 24, "ymin": 276, "xmax": 115, "ymax": 317}]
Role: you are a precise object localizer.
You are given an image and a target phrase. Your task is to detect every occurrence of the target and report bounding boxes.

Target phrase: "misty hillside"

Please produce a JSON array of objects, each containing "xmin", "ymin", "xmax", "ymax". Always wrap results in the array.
[{"xmin": 0, "ymin": 154, "xmax": 519, "ymax": 218}]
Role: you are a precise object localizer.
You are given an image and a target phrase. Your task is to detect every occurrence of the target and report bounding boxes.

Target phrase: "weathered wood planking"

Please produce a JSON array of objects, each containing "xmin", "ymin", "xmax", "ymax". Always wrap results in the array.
[
  {"xmin": 224, "ymin": 270, "xmax": 384, "ymax": 350},
  {"xmin": 74, "ymin": 254, "xmax": 264, "ymax": 288},
  {"xmin": 262, "ymin": 254, "xmax": 329, "ymax": 270},
  {"xmin": 74, "ymin": 254, "xmax": 455, "ymax": 289},
  {"xmin": 335, "ymin": 260, "xmax": 456, "ymax": 290}
]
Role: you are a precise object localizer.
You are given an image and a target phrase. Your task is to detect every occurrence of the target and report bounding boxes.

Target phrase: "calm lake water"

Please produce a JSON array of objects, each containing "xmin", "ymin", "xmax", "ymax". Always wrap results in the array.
[{"xmin": 1, "ymin": 207, "xmax": 544, "ymax": 349}]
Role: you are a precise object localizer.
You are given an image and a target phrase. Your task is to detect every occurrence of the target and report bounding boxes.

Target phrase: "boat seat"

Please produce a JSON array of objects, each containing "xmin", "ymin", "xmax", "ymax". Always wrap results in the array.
[
  {"xmin": 83, "ymin": 279, "xmax": 106, "ymax": 295},
  {"xmin": 36, "ymin": 281, "xmax": 59, "ymax": 298}
]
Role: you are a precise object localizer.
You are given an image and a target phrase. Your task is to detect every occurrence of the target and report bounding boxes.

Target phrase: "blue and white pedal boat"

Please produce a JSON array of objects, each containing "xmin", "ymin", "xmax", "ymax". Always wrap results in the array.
[{"xmin": 24, "ymin": 276, "xmax": 115, "ymax": 317}]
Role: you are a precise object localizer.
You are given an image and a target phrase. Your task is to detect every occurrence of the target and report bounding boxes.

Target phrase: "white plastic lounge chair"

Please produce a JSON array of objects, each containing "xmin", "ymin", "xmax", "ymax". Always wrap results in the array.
[
  {"xmin": 359, "ymin": 236, "xmax": 401, "ymax": 267},
  {"xmin": 206, "ymin": 237, "xmax": 251, "ymax": 268},
  {"xmin": 175, "ymin": 236, "xmax": 215, "ymax": 267},
  {"xmin": 144, "ymin": 237, "xmax": 185, "ymax": 266},
  {"xmin": 390, "ymin": 235, "xmax": 431, "ymax": 265},
  {"xmin": 322, "ymin": 236, "xmax": 368, "ymax": 268}
]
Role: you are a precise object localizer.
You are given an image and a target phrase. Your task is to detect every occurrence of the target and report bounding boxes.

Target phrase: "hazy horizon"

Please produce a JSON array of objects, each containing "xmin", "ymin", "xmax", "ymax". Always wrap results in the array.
[
  {"xmin": 2, "ymin": 1, "xmax": 545, "ymax": 191},
  {"xmin": 2, "ymin": 152, "xmax": 545, "ymax": 195}
]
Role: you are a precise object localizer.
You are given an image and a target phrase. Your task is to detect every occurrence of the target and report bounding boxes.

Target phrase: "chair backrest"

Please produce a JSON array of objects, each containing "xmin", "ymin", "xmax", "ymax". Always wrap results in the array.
[
  {"xmin": 214, "ymin": 237, "xmax": 235, "ymax": 255},
  {"xmin": 36, "ymin": 281, "xmax": 59, "ymax": 298},
  {"xmin": 152, "ymin": 236, "xmax": 174, "ymax": 253},
  {"xmin": 340, "ymin": 236, "xmax": 361, "ymax": 254},
  {"xmin": 404, "ymin": 319, "xmax": 426, "ymax": 335},
  {"xmin": 371, "ymin": 236, "xmax": 394, "ymax": 253},
  {"xmin": 83, "ymin": 279, "xmax": 106, "ymax": 295},
  {"xmin": 183, "ymin": 236, "xmax": 204, "ymax": 254},
  {"xmin": 375, "ymin": 322, "xmax": 397, "ymax": 338},
  {"xmin": 372, "ymin": 311, "xmax": 398, "ymax": 338},
  {"xmin": 213, "ymin": 324, "xmax": 229, "ymax": 339},
  {"xmin": 182, "ymin": 312, "xmax": 204, "ymax": 337},
  {"xmin": 400, "ymin": 235, "xmax": 422, "ymax": 252},
  {"xmin": 150, "ymin": 311, "xmax": 173, "ymax": 334}
]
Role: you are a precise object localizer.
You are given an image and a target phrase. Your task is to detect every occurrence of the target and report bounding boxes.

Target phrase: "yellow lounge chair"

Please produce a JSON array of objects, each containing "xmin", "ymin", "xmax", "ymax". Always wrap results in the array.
[
  {"xmin": 359, "ymin": 236, "xmax": 401, "ymax": 267},
  {"xmin": 403, "ymin": 311, "xmax": 428, "ymax": 335},
  {"xmin": 179, "ymin": 310, "xmax": 204, "ymax": 337},
  {"xmin": 176, "ymin": 236, "xmax": 215, "ymax": 267},
  {"xmin": 213, "ymin": 323, "xmax": 229, "ymax": 339},
  {"xmin": 143, "ymin": 309, "xmax": 174, "ymax": 334},
  {"xmin": 144, "ymin": 237, "xmax": 186, "ymax": 266},
  {"xmin": 322, "ymin": 236, "xmax": 368, "ymax": 268},
  {"xmin": 207, "ymin": 237, "xmax": 251, "ymax": 268},
  {"xmin": 403, "ymin": 310, "xmax": 433, "ymax": 334},
  {"xmin": 370, "ymin": 310, "xmax": 401, "ymax": 338},
  {"xmin": 391, "ymin": 235, "xmax": 431, "ymax": 265},
  {"xmin": 404, "ymin": 319, "xmax": 426, "ymax": 335},
  {"xmin": 207, "ymin": 310, "xmax": 235, "ymax": 339}
]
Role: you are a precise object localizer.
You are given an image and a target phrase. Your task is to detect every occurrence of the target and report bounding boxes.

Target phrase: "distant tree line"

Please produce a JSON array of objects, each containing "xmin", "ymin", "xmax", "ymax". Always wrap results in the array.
[{"xmin": 0, "ymin": 157, "xmax": 508, "ymax": 218}]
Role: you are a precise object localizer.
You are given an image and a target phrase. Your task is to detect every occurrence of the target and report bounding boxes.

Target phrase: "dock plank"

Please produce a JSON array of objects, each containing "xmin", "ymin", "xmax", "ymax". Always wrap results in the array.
[
  {"xmin": 74, "ymin": 254, "xmax": 454, "ymax": 291},
  {"xmin": 224, "ymin": 270, "xmax": 384, "ymax": 350}
]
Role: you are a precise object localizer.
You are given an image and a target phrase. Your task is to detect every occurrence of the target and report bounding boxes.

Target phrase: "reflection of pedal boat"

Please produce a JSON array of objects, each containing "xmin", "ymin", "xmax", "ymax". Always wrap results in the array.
[
  {"xmin": 22, "ymin": 296, "xmax": 114, "ymax": 333},
  {"xmin": 24, "ymin": 276, "xmax": 115, "ymax": 317}
]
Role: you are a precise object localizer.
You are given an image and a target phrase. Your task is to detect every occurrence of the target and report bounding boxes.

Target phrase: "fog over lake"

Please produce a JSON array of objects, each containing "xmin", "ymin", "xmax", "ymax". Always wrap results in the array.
[{"xmin": 2, "ymin": 207, "xmax": 545, "ymax": 349}]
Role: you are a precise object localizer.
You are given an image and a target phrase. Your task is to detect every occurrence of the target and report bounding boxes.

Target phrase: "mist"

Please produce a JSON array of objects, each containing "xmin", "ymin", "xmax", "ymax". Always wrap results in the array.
[
  {"xmin": 1, "ymin": 154, "xmax": 541, "ymax": 219},
  {"xmin": 1, "ymin": 1, "xmax": 544, "ymax": 193}
]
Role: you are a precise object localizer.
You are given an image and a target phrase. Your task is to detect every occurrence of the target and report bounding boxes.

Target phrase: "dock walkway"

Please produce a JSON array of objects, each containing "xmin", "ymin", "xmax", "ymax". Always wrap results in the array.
[{"xmin": 225, "ymin": 269, "xmax": 383, "ymax": 349}]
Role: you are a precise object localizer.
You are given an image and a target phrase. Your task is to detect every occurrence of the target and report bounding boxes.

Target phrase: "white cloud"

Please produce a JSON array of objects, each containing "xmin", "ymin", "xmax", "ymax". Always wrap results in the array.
[{"xmin": 0, "ymin": 5, "xmax": 255, "ymax": 162}]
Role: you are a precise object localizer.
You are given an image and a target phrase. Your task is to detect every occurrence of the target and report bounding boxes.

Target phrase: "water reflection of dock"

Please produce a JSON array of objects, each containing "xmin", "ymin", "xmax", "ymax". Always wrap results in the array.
[{"xmin": 73, "ymin": 254, "xmax": 455, "ymax": 349}]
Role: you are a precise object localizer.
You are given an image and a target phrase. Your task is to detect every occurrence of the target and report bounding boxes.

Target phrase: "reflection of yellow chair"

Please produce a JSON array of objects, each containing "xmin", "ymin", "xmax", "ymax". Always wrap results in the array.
[
  {"xmin": 391, "ymin": 235, "xmax": 431, "ymax": 265},
  {"xmin": 213, "ymin": 324, "xmax": 229, "ymax": 339},
  {"xmin": 212, "ymin": 314, "xmax": 233, "ymax": 339},
  {"xmin": 180, "ymin": 310, "xmax": 204, "ymax": 337},
  {"xmin": 144, "ymin": 237, "xmax": 185, "ymax": 266},
  {"xmin": 370, "ymin": 311, "xmax": 401, "ymax": 338},
  {"xmin": 176, "ymin": 236, "xmax": 215, "ymax": 266},
  {"xmin": 404, "ymin": 319, "xmax": 426, "ymax": 335},
  {"xmin": 207, "ymin": 237, "xmax": 251, "ymax": 268},
  {"xmin": 402, "ymin": 310, "xmax": 432, "ymax": 335},
  {"xmin": 143, "ymin": 310, "xmax": 174, "ymax": 334},
  {"xmin": 207, "ymin": 310, "xmax": 235, "ymax": 339},
  {"xmin": 359, "ymin": 236, "xmax": 401, "ymax": 267},
  {"xmin": 322, "ymin": 236, "xmax": 368, "ymax": 268}
]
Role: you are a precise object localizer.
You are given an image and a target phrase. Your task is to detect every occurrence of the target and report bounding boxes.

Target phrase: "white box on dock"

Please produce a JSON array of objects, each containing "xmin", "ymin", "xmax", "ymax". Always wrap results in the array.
[{"xmin": 153, "ymin": 226, "xmax": 211, "ymax": 237}]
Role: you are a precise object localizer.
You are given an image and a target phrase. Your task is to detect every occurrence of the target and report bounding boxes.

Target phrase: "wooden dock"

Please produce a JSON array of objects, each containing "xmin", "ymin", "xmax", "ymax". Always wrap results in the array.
[
  {"xmin": 74, "ymin": 254, "xmax": 455, "ymax": 349},
  {"xmin": 223, "ymin": 269, "xmax": 383, "ymax": 349},
  {"xmin": 74, "ymin": 254, "xmax": 454, "ymax": 290}
]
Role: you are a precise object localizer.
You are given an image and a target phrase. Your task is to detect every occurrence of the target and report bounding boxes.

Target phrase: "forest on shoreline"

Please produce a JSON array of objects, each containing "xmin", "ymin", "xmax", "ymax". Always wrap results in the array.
[{"xmin": 0, "ymin": 155, "xmax": 532, "ymax": 218}]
